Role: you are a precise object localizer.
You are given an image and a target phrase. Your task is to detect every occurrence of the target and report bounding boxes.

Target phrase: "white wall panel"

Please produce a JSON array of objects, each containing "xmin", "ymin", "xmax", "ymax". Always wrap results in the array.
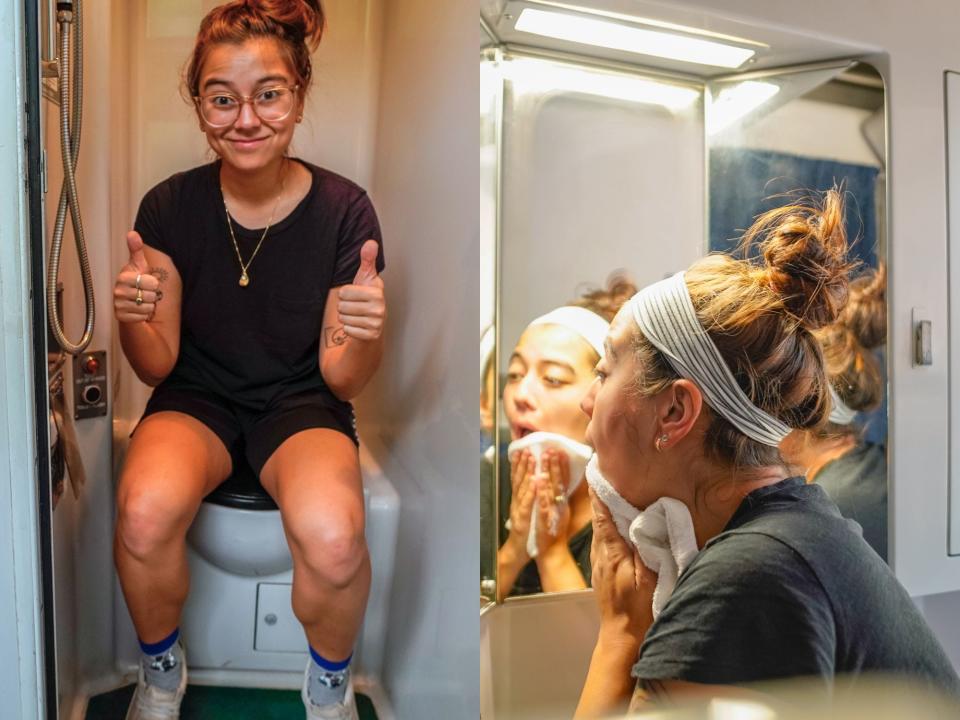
[{"xmin": 365, "ymin": 0, "xmax": 479, "ymax": 716}]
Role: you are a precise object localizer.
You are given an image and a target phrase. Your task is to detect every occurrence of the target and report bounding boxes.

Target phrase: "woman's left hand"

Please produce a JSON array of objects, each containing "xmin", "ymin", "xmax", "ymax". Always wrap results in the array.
[
  {"xmin": 337, "ymin": 240, "xmax": 385, "ymax": 341},
  {"xmin": 589, "ymin": 488, "xmax": 657, "ymax": 649},
  {"xmin": 533, "ymin": 450, "xmax": 572, "ymax": 556}
]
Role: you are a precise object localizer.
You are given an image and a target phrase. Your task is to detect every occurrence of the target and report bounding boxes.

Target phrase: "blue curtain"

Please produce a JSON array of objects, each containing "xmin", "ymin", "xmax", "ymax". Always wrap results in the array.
[
  {"xmin": 708, "ymin": 147, "xmax": 880, "ymax": 269},
  {"xmin": 708, "ymin": 147, "xmax": 886, "ymax": 445}
]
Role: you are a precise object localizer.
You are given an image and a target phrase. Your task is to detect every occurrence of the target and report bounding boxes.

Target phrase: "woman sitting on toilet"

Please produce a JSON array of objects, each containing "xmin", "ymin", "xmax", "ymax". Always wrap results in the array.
[
  {"xmin": 112, "ymin": 2, "xmax": 382, "ymax": 719},
  {"xmin": 574, "ymin": 191, "xmax": 959, "ymax": 717},
  {"xmin": 496, "ymin": 279, "xmax": 634, "ymax": 599}
]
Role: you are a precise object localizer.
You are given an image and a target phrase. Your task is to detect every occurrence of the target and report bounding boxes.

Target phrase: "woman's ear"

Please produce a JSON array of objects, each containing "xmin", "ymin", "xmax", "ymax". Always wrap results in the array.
[{"xmin": 656, "ymin": 379, "xmax": 703, "ymax": 450}]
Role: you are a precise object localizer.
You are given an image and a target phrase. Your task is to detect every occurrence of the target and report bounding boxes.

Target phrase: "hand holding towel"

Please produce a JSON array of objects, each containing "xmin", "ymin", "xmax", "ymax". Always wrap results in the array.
[
  {"xmin": 507, "ymin": 432, "xmax": 593, "ymax": 558},
  {"xmin": 585, "ymin": 454, "xmax": 699, "ymax": 617}
]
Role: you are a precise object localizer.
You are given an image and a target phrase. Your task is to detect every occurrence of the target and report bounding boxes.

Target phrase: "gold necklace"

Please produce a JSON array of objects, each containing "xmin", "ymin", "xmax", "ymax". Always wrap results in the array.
[{"xmin": 222, "ymin": 168, "xmax": 286, "ymax": 287}]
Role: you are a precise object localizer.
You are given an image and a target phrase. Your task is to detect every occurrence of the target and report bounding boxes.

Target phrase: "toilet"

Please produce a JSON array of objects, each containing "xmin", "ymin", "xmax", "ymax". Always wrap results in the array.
[{"xmin": 178, "ymin": 440, "xmax": 399, "ymax": 686}]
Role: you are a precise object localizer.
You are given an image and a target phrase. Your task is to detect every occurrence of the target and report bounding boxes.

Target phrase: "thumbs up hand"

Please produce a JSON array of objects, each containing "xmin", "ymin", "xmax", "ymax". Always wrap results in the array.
[
  {"xmin": 114, "ymin": 231, "xmax": 161, "ymax": 323},
  {"xmin": 337, "ymin": 239, "xmax": 386, "ymax": 341}
]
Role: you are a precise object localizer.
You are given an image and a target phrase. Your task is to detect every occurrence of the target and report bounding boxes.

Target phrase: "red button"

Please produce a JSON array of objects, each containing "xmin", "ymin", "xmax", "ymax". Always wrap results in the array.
[{"xmin": 83, "ymin": 357, "xmax": 99, "ymax": 375}]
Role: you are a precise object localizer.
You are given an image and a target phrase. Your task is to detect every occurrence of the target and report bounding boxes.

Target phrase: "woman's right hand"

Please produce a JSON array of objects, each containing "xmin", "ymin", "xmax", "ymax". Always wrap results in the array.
[
  {"xmin": 504, "ymin": 450, "xmax": 539, "ymax": 560},
  {"xmin": 589, "ymin": 488, "xmax": 656, "ymax": 646},
  {"xmin": 114, "ymin": 231, "xmax": 161, "ymax": 323}
]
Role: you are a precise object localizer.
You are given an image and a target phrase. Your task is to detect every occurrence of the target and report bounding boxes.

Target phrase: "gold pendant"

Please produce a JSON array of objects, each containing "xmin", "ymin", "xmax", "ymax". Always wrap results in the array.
[{"xmin": 239, "ymin": 272, "xmax": 250, "ymax": 287}]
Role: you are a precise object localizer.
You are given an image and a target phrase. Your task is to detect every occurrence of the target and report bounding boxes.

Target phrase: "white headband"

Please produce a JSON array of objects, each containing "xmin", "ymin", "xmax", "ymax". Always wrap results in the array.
[
  {"xmin": 828, "ymin": 385, "xmax": 858, "ymax": 425},
  {"xmin": 528, "ymin": 306, "xmax": 610, "ymax": 359},
  {"xmin": 630, "ymin": 272, "xmax": 792, "ymax": 447}
]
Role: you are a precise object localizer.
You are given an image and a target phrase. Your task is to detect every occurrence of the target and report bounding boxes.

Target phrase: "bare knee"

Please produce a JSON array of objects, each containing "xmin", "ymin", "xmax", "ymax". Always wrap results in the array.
[
  {"xmin": 288, "ymin": 510, "xmax": 367, "ymax": 589},
  {"xmin": 115, "ymin": 480, "xmax": 192, "ymax": 562}
]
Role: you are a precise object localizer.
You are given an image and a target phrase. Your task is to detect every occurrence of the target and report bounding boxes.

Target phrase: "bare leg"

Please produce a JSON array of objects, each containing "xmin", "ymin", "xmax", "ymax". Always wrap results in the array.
[
  {"xmin": 114, "ymin": 412, "xmax": 232, "ymax": 643},
  {"xmin": 260, "ymin": 429, "xmax": 370, "ymax": 660}
]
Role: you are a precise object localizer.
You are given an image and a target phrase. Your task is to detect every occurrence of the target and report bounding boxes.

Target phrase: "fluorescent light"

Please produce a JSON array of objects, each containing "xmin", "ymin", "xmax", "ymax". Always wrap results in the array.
[
  {"xmin": 506, "ymin": 57, "xmax": 699, "ymax": 111},
  {"xmin": 706, "ymin": 81, "xmax": 779, "ymax": 135},
  {"xmin": 514, "ymin": 8, "xmax": 755, "ymax": 69}
]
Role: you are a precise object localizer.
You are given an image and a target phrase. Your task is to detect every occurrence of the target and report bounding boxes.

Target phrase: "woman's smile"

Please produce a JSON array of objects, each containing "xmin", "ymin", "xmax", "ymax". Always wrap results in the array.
[{"xmin": 227, "ymin": 136, "xmax": 270, "ymax": 151}]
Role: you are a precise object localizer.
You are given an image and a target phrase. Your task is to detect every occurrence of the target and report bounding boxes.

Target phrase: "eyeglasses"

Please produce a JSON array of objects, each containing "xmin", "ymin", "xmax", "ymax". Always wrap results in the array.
[{"xmin": 194, "ymin": 85, "xmax": 300, "ymax": 127}]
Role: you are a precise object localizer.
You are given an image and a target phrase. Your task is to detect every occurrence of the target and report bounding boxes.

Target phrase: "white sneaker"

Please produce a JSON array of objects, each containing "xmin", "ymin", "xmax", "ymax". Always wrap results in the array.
[
  {"xmin": 301, "ymin": 662, "xmax": 360, "ymax": 720},
  {"xmin": 124, "ymin": 648, "xmax": 188, "ymax": 720}
]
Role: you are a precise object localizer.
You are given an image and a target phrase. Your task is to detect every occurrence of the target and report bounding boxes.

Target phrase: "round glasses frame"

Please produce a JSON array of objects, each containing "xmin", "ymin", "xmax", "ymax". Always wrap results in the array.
[{"xmin": 194, "ymin": 84, "xmax": 301, "ymax": 128}]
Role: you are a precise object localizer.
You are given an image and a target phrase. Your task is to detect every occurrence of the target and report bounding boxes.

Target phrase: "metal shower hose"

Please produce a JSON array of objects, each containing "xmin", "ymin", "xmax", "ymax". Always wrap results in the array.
[{"xmin": 47, "ymin": 0, "xmax": 94, "ymax": 355}]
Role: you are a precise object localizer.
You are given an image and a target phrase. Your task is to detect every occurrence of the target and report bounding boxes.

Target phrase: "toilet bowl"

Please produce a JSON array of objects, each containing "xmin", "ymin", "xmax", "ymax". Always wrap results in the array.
[
  {"xmin": 187, "ymin": 462, "xmax": 292, "ymax": 577},
  {"xmin": 180, "ymin": 440, "xmax": 399, "ymax": 683}
]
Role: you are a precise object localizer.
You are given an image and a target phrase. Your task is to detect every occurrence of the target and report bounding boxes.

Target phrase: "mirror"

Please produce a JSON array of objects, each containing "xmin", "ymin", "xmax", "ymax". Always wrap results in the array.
[
  {"xmin": 482, "ymin": 52, "xmax": 889, "ymax": 602},
  {"xmin": 481, "ymin": 46, "xmax": 502, "ymax": 606},
  {"xmin": 707, "ymin": 62, "xmax": 888, "ymax": 562},
  {"xmin": 490, "ymin": 53, "xmax": 704, "ymax": 601}
]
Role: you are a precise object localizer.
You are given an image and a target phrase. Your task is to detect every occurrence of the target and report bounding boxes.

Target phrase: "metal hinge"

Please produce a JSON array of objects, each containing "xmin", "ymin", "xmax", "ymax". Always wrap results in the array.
[{"xmin": 40, "ymin": 148, "xmax": 48, "ymax": 195}]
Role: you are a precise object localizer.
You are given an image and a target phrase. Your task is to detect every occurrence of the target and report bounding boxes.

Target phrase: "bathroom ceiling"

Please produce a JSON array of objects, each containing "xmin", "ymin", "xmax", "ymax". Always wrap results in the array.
[{"xmin": 480, "ymin": 0, "xmax": 876, "ymax": 78}]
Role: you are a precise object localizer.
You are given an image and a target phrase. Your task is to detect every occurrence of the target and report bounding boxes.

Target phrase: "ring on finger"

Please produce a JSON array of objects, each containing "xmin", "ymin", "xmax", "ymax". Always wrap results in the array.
[
  {"xmin": 554, "ymin": 493, "xmax": 566, "ymax": 505},
  {"xmin": 135, "ymin": 288, "xmax": 143, "ymax": 306},
  {"xmin": 135, "ymin": 273, "xmax": 142, "ymax": 290}
]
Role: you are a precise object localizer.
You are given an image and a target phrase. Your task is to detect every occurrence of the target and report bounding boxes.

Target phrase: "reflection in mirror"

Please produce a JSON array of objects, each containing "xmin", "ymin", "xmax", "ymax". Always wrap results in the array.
[
  {"xmin": 493, "ymin": 54, "xmax": 702, "ymax": 599},
  {"xmin": 706, "ymin": 62, "xmax": 888, "ymax": 561},
  {"xmin": 483, "ymin": 53, "xmax": 889, "ymax": 601}
]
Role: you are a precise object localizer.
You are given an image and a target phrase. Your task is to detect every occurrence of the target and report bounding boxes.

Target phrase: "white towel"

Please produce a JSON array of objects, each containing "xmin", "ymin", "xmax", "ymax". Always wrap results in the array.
[
  {"xmin": 585, "ymin": 454, "xmax": 699, "ymax": 618},
  {"xmin": 507, "ymin": 432, "xmax": 593, "ymax": 558}
]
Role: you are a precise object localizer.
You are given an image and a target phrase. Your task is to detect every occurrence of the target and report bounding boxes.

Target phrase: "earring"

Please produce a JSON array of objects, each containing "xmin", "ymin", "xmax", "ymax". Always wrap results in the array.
[
  {"xmin": 296, "ymin": 115, "xmax": 303, "ymax": 123},
  {"xmin": 655, "ymin": 434, "xmax": 669, "ymax": 452}
]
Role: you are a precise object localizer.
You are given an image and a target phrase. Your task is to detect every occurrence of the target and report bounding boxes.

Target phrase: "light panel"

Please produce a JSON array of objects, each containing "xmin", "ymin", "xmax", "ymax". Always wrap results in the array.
[
  {"xmin": 514, "ymin": 8, "xmax": 755, "ymax": 69},
  {"xmin": 706, "ymin": 81, "xmax": 780, "ymax": 135},
  {"xmin": 506, "ymin": 57, "xmax": 699, "ymax": 111}
]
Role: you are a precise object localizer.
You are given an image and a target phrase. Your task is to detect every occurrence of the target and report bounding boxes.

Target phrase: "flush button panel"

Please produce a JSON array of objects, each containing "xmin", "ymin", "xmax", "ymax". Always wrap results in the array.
[
  {"xmin": 254, "ymin": 583, "xmax": 304, "ymax": 652},
  {"xmin": 73, "ymin": 350, "xmax": 107, "ymax": 419}
]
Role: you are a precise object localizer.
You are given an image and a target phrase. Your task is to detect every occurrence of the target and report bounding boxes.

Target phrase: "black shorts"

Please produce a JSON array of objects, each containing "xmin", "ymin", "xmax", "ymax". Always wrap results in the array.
[{"xmin": 136, "ymin": 384, "xmax": 358, "ymax": 475}]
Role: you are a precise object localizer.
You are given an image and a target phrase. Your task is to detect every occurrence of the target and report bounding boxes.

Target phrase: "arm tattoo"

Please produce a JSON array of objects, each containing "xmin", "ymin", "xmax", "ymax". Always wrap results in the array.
[{"xmin": 324, "ymin": 325, "xmax": 349, "ymax": 347}]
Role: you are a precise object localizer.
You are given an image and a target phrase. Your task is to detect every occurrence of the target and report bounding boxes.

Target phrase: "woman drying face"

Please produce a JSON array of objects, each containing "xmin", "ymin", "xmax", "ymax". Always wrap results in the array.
[
  {"xmin": 575, "ymin": 191, "xmax": 959, "ymax": 717},
  {"xmin": 496, "ymin": 280, "xmax": 635, "ymax": 600}
]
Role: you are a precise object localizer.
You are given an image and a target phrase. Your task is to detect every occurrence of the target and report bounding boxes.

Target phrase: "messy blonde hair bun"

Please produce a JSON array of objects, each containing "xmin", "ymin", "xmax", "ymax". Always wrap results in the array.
[
  {"xmin": 632, "ymin": 187, "xmax": 855, "ymax": 469},
  {"xmin": 744, "ymin": 188, "xmax": 855, "ymax": 331},
  {"xmin": 571, "ymin": 272, "xmax": 638, "ymax": 323},
  {"xmin": 814, "ymin": 262, "xmax": 886, "ymax": 432}
]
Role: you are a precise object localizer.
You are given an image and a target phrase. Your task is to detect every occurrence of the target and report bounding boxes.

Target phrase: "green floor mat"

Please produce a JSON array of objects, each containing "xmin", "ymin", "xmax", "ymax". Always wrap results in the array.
[{"xmin": 85, "ymin": 683, "xmax": 378, "ymax": 719}]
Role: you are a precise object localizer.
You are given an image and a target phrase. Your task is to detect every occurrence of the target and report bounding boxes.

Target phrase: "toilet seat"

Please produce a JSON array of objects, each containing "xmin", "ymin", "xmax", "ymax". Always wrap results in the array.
[{"xmin": 204, "ymin": 458, "xmax": 277, "ymax": 511}]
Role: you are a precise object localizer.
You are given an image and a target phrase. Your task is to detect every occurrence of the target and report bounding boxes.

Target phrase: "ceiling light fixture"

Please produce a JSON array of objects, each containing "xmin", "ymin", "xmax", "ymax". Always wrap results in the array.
[
  {"xmin": 506, "ymin": 57, "xmax": 699, "ymax": 111},
  {"xmin": 514, "ymin": 8, "xmax": 756, "ymax": 69}
]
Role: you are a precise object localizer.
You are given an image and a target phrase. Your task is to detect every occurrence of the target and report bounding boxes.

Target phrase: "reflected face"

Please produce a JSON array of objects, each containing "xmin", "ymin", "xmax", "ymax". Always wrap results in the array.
[
  {"xmin": 503, "ymin": 325, "xmax": 598, "ymax": 443},
  {"xmin": 581, "ymin": 307, "xmax": 655, "ymax": 502},
  {"xmin": 196, "ymin": 38, "xmax": 303, "ymax": 172}
]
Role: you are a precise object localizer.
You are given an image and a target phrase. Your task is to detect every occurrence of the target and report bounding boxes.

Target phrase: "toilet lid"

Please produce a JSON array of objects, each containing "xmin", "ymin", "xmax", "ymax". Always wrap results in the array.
[{"xmin": 204, "ymin": 458, "xmax": 278, "ymax": 511}]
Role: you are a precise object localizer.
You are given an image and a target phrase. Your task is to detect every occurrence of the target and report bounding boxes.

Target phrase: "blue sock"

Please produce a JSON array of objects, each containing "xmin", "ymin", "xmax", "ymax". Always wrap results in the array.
[
  {"xmin": 139, "ymin": 627, "xmax": 179, "ymax": 656},
  {"xmin": 138, "ymin": 628, "xmax": 183, "ymax": 692},
  {"xmin": 307, "ymin": 647, "xmax": 351, "ymax": 706}
]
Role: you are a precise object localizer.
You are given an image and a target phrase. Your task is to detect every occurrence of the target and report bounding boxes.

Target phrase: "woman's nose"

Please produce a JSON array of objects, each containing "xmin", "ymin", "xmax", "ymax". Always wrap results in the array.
[
  {"xmin": 234, "ymin": 100, "xmax": 262, "ymax": 129},
  {"xmin": 513, "ymin": 372, "xmax": 537, "ymax": 407}
]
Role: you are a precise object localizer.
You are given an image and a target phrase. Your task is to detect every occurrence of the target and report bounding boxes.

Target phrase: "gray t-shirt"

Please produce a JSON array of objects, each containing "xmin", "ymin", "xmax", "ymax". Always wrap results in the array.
[
  {"xmin": 817, "ymin": 442, "xmax": 887, "ymax": 561},
  {"xmin": 632, "ymin": 478, "xmax": 959, "ymax": 696}
]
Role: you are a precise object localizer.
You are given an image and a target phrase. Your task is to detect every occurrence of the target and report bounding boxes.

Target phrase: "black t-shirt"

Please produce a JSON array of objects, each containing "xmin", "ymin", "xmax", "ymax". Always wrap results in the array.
[
  {"xmin": 633, "ymin": 478, "xmax": 959, "ymax": 696},
  {"xmin": 134, "ymin": 159, "xmax": 384, "ymax": 412},
  {"xmin": 816, "ymin": 442, "xmax": 888, "ymax": 561},
  {"xmin": 509, "ymin": 522, "xmax": 592, "ymax": 596}
]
